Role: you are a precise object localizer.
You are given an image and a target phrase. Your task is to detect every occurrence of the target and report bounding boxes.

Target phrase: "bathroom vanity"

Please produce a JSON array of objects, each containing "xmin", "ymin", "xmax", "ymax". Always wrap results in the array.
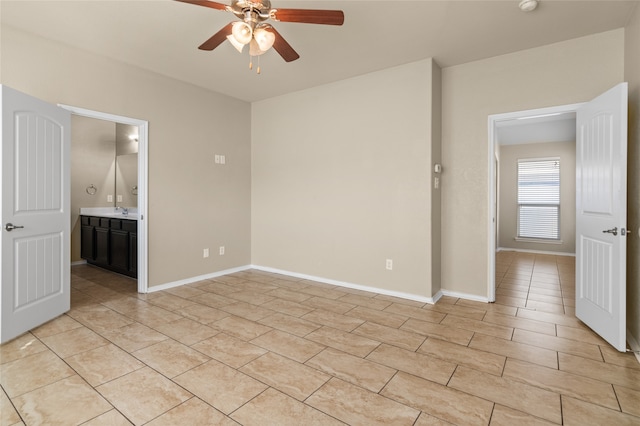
[{"xmin": 80, "ymin": 208, "xmax": 138, "ymax": 278}]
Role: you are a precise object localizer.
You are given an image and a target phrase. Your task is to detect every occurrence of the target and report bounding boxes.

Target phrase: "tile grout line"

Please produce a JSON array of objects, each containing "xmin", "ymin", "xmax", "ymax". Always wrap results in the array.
[{"xmin": 8, "ymin": 261, "xmax": 640, "ymax": 425}]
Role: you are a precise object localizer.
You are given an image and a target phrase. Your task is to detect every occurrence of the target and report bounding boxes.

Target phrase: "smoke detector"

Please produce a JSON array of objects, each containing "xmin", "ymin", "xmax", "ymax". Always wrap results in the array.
[{"xmin": 519, "ymin": 0, "xmax": 538, "ymax": 12}]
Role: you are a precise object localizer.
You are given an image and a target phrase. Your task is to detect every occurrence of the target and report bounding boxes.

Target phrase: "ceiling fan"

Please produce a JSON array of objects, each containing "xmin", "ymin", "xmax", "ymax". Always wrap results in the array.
[{"xmin": 176, "ymin": 0, "xmax": 344, "ymax": 69}]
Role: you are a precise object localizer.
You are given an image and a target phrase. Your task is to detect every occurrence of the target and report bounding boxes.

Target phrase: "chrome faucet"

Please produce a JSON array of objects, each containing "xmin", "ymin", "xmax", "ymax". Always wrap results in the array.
[{"xmin": 115, "ymin": 206, "xmax": 128, "ymax": 215}]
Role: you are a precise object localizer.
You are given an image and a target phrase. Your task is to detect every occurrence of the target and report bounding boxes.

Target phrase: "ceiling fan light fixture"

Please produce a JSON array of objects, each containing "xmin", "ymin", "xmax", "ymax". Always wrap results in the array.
[
  {"xmin": 226, "ymin": 34, "xmax": 245, "ymax": 52},
  {"xmin": 249, "ymin": 39, "xmax": 267, "ymax": 56},
  {"xmin": 518, "ymin": 0, "xmax": 538, "ymax": 12},
  {"xmin": 231, "ymin": 21, "xmax": 253, "ymax": 44},
  {"xmin": 253, "ymin": 27, "xmax": 275, "ymax": 52}
]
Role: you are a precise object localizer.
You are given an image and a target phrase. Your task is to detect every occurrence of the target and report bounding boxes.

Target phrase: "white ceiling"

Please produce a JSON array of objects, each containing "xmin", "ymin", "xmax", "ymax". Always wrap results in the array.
[{"xmin": 1, "ymin": 1, "xmax": 637, "ymax": 102}]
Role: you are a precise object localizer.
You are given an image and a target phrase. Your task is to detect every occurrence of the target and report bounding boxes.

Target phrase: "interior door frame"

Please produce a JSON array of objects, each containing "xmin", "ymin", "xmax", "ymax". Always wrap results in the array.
[
  {"xmin": 487, "ymin": 102, "xmax": 584, "ymax": 301},
  {"xmin": 59, "ymin": 104, "xmax": 149, "ymax": 293}
]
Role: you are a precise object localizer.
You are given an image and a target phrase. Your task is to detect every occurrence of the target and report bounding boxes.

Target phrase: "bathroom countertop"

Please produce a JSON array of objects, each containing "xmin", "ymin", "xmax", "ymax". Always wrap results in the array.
[{"xmin": 79, "ymin": 207, "xmax": 139, "ymax": 220}]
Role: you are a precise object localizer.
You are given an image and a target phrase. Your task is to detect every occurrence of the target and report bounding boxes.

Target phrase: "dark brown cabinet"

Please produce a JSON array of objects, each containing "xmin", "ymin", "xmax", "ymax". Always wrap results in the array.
[
  {"xmin": 80, "ymin": 215, "xmax": 138, "ymax": 278},
  {"xmin": 95, "ymin": 226, "xmax": 110, "ymax": 265}
]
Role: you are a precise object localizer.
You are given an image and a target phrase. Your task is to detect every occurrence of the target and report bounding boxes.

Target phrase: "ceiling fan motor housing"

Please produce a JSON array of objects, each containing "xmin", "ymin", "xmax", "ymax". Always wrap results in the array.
[{"xmin": 231, "ymin": 0, "xmax": 272, "ymax": 23}]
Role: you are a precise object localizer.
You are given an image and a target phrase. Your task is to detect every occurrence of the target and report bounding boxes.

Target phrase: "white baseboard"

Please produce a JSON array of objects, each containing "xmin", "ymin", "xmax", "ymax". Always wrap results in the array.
[
  {"xmin": 440, "ymin": 289, "xmax": 490, "ymax": 303},
  {"xmin": 71, "ymin": 260, "xmax": 87, "ymax": 266},
  {"xmin": 497, "ymin": 247, "xmax": 575, "ymax": 257},
  {"xmin": 148, "ymin": 265, "xmax": 252, "ymax": 293},
  {"xmin": 251, "ymin": 265, "xmax": 441, "ymax": 305},
  {"xmin": 627, "ymin": 329, "xmax": 640, "ymax": 365},
  {"xmin": 431, "ymin": 290, "xmax": 443, "ymax": 304},
  {"xmin": 146, "ymin": 264, "xmax": 492, "ymax": 307}
]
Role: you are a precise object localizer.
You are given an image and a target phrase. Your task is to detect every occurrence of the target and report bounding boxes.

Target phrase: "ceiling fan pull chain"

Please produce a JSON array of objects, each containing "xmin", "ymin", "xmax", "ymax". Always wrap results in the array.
[{"xmin": 257, "ymin": 55, "xmax": 261, "ymax": 74}]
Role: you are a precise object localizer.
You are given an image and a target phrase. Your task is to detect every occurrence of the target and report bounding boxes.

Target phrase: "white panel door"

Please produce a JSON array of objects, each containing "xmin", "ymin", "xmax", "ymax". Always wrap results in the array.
[
  {"xmin": 1, "ymin": 85, "xmax": 71, "ymax": 344},
  {"xmin": 576, "ymin": 82, "xmax": 628, "ymax": 352}
]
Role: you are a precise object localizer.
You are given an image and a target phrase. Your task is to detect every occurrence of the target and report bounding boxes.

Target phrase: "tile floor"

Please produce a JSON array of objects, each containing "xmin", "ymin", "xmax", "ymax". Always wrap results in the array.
[{"xmin": 2, "ymin": 252, "xmax": 640, "ymax": 425}]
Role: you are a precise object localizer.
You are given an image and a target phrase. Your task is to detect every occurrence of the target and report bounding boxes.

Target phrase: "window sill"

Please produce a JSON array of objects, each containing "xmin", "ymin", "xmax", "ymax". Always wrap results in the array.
[{"xmin": 515, "ymin": 237, "xmax": 563, "ymax": 245}]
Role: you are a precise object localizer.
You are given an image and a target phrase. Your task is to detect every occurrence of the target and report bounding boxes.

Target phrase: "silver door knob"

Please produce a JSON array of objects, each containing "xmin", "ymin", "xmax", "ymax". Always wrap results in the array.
[
  {"xmin": 602, "ymin": 227, "xmax": 618, "ymax": 236},
  {"xmin": 5, "ymin": 223, "xmax": 24, "ymax": 232}
]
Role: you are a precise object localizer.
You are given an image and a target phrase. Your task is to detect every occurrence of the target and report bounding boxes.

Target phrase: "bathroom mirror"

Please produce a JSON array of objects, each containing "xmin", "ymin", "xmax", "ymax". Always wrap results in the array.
[
  {"xmin": 115, "ymin": 123, "xmax": 138, "ymax": 208},
  {"xmin": 70, "ymin": 116, "xmax": 138, "ymax": 211}
]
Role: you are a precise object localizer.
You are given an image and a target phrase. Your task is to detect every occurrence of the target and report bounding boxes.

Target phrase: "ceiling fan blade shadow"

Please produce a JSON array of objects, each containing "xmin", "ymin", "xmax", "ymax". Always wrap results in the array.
[
  {"xmin": 198, "ymin": 22, "xmax": 234, "ymax": 51},
  {"xmin": 271, "ymin": 9, "xmax": 344, "ymax": 25},
  {"xmin": 266, "ymin": 27, "xmax": 300, "ymax": 62},
  {"xmin": 175, "ymin": 0, "xmax": 228, "ymax": 11}
]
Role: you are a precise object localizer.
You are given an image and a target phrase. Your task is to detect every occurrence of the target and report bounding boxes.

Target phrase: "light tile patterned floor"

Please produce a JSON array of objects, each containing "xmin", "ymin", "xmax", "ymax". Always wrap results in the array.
[{"xmin": 2, "ymin": 252, "xmax": 640, "ymax": 425}]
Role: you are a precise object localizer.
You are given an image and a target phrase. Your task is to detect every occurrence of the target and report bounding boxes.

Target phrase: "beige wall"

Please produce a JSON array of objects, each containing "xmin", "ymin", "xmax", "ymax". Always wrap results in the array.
[
  {"xmin": 70, "ymin": 115, "xmax": 117, "ymax": 262},
  {"xmin": 1, "ymin": 21, "xmax": 635, "ymax": 314},
  {"xmin": 441, "ymin": 29, "xmax": 625, "ymax": 297},
  {"xmin": 498, "ymin": 142, "xmax": 576, "ymax": 254},
  {"xmin": 1, "ymin": 26, "xmax": 252, "ymax": 288},
  {"xmin": 252, "ymin": 59, "xmax": 439, "ymax": 299},
  {"xmin": 625, "ymin": 5, "xmax": 640, "ymax": 348}
]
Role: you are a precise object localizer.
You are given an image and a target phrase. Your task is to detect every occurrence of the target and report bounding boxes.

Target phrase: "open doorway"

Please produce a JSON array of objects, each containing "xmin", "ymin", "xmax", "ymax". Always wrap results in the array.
[
  {"xmin": 487, "ymin": 103, "xmax": 584, "ymax": 302},
  {"xmin": 491, "ymin": 84, "xmax": 630, "ymax": 352},
  {"xmin": 60, "ymin": 104, "xmax": 149, "ymax": 293}
]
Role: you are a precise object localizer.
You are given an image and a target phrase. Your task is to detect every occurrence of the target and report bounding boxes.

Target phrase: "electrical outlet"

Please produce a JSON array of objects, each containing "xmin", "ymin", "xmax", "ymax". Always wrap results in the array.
[
  {"xmin": 117, "ymin": 195, "xmax": 123, "ymax": 202},
  {"xmin": 215, "ymin": 154, "xmax": 220, "ymax": 164},
  {"xmin": 220, "ymin": 155, "xmax": 226, "ymax": 165},
  {"xmin": 219, "ymin": 246, "xmax": 225, "ymax": 256},
  {"xmin": 203, "ymin": 248, "xmax": 209, "ymax": 258},
  {"xmin": 386, "ymin": 259, "xmax": 393, "ymax": 270},
  {"xmin": 107, "ymin": 195, "xmax": 113, "ymax": 202}
]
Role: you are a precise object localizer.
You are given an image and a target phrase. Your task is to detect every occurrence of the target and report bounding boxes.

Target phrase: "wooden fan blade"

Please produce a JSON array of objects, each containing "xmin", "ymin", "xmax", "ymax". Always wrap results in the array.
[
  {"xmin": 175, "ymin": 0, "xmax": 228, "ymax": 11},
  {"xmin": 198, "ymin": 22, "xmax": 234, "ymax": 51},
  {"xmin": 271, "ymin": 8, "xmax": 344, "ymax": 25},
  {"xmin": 266, "ymin": 27, "xmax": 300, "ymax": 62}
]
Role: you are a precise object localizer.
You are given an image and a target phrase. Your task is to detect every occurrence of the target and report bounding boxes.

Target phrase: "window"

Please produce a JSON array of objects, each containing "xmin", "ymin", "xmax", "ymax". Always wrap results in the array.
[{"xmin": 517, "ymin": 158, "xmax": 560, "ymax": 240}]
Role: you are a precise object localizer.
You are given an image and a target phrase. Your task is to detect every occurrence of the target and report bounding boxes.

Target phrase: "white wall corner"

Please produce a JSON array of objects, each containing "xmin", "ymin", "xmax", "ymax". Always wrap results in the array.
[{"xmin": 430, "ymin": 290, "xmax": 444, "ymax": 304}]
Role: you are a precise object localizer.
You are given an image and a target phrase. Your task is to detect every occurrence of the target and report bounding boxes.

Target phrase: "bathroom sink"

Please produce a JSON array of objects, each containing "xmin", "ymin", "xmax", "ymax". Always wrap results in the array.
[
  {"xmin": 99, "ymin": 213, "xmax": 138, "ymax": 219},
  {"xmin": 79, "ymin": 208, "xmax": 139, "ymax": 220}
]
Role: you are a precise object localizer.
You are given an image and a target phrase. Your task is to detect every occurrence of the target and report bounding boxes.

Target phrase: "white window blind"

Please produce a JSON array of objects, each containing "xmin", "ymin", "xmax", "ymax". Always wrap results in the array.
[{"xmin": 517, "ymin": 159, "xmax": 560, "ymax": 240}]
